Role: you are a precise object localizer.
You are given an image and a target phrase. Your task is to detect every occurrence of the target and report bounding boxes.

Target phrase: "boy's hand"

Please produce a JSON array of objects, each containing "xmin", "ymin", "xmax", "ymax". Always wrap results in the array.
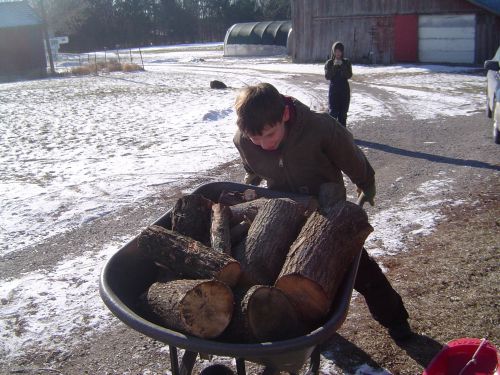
[
  {"xmin": 334, "ymin": 59, "xmax": 342, "ymax": 66},
  {"xmin": 357, "ymin": 184, "xmax": 376, "ymax": 206}
]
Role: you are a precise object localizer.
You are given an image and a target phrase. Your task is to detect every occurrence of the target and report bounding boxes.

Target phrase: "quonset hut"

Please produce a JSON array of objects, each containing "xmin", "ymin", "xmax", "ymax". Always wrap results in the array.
[
  {"xmin": 224, "ymin": 20, "xmax": 292, "ymax": 57},
  {"xmin": 0, "ymin": 1, "xmax": 47, "ymax": 80}
]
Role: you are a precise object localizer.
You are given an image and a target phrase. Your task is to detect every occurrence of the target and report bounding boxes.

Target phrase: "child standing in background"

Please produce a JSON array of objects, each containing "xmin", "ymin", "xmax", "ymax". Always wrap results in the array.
[{"xmin": 324, "ymin": 41, "xmax": 352, "ymax": 127}]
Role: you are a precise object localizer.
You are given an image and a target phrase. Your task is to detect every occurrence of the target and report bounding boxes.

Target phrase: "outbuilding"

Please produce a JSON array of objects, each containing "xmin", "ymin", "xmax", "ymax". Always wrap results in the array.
[
  {"xmin": 0, "ymin": 1, "xmax": 47, "ymax": 80},
  {"xmin": 224, "ymin": 20, "xmax": 292, "ymax": 57},
  {"xmin": 290, "ymin": 0, "xmax": 500, "ymax": 64}
]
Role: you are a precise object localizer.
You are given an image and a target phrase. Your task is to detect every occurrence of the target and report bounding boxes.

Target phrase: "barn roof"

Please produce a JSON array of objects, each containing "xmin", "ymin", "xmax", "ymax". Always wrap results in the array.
[
  {"xmin": 225, "ymin": 21, "xmax": 291, "ymax": 46},
  {"xmin": 0, "ymin": 1, "xmax": 43, "ymax": 28},
  {"xmin": 466, "ymin": 0, "xmax": 500, "ymax": 15}
]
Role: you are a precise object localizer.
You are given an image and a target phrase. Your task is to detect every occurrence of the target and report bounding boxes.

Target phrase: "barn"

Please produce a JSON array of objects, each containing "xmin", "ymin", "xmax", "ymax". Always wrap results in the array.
[
  {"xmin": 224, "ymin": 20, "xmax": 292, "ymax": 57},
  {"xmin": 290, "ymin": 0, "xmax": 500, "ymax": 64},
  {"xmin": 0, "ymin": 1, "xmax": 47, "ymax": 80}
]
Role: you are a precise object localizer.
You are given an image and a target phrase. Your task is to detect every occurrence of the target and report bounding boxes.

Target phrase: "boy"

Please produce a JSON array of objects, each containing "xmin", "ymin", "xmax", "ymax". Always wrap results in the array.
[{"xmin": 233, "ymin": 82, "xmax": 412, "ymax": 340}]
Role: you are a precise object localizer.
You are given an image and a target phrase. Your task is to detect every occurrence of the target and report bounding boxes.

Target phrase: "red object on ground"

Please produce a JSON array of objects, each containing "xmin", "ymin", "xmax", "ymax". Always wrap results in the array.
[{"xmin": 423, "ymin": 338, "xmax": 499, "ymax": 375}]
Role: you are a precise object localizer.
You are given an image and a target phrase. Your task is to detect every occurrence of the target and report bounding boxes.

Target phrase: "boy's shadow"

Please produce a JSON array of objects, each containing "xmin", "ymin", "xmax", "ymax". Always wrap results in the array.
[{"xmin": 320, "ymin": 333, "xmax": 443, "ymax": 373}]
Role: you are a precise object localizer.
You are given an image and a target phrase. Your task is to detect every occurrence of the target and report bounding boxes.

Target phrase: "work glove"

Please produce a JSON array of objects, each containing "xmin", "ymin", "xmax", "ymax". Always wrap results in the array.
[
  {"xmin": 333, "ymin": 59, "xmax": 342, "ymax": 66},
  {"xmin": 356, "ymin": 184, "xmax": 376, "ymax": 207}
]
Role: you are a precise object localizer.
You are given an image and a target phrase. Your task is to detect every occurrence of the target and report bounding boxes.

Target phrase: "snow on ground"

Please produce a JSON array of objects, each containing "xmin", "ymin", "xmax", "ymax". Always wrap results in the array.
[
  {"xmin": 0, "ymin": 43, "xmax": 485, "ymax": 363},
  {"xmin": 0, "ymin": 239, "xmax": 126, "ymax": 358}
]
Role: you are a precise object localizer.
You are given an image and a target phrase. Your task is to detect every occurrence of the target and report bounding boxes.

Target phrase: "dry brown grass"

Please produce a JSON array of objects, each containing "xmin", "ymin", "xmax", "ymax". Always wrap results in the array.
[
  {"xmin": 70, "ymin": 60, "xmax": 144, "ymax": 75},
  {"xmin": 122, "ymin": 63, "xmax": 144, "ymax": 72}
]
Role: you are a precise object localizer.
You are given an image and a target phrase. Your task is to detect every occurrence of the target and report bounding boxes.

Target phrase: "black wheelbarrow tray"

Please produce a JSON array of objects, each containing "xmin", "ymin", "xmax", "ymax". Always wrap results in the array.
[{"xmin": 99, "ymin": 182, "xmax": 362, "ymax": 375}]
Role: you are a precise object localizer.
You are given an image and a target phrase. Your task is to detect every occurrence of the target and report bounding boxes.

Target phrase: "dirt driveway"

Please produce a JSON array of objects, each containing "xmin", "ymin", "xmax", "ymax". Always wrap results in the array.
[{"xmin": 1, "ymin": 67, "xmax": 499, "ymax": 375}]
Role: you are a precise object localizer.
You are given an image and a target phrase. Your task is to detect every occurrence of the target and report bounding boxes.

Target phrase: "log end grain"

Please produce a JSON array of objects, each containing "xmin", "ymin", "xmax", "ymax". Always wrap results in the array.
[
  {"xmin": 246, "ymin": 286, "xmax": 303, "ymax": 341},
  {"xmin": 147, "ymin": 279, "xmax": 234, "ymax": 339},
  {"xmin": 275, "ymin": 274, "xmax": 329, "ymax": 324},
  {"xmin": 180, "ymin": 280, "xmax": 234, "ymax": 339}
]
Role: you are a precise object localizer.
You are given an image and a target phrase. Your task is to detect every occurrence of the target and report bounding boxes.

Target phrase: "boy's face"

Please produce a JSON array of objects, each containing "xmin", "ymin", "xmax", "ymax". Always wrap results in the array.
[
  {"xmin": 247, "ymin": 106, "xmax": 289, "ymax": 151},
  {"xmin": 334, "ymin": 49, "xmax": 343, "ymax": 59}
]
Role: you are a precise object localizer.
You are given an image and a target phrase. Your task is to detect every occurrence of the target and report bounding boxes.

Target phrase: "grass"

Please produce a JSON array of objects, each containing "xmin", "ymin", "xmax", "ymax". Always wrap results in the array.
[{"xmin": 70, "ymin": 60, "xmax": 144, "ymax": 75}]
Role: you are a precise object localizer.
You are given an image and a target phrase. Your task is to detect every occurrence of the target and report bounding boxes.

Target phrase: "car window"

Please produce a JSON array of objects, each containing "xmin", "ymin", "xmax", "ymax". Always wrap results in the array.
[{"xmin": 494, "ymin": 46, "xmax": 500, "ymax": 62}]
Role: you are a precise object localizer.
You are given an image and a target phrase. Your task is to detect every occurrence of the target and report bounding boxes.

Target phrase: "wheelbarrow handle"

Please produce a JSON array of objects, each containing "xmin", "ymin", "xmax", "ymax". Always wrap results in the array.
[{"xmin": 356, "ymin": 192, "xmax": 366, "ymax": 207}]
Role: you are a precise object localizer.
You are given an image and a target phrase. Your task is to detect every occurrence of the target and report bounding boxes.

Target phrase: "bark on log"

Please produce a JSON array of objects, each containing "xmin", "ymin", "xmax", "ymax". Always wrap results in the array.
[
  {"xmin": 229, "ymin": 196, "xmax": 318, "ymax": 225},
  {"xmin": 138, "ymin": 225, "xmax": 241, "ymax": 287},
  {"xmin": 147, "ymin": 279, "xmax": 234, "ymax": 339},
  {"xmin": 210, "ymin": 203, "xmax": 232, "ymax": 255},
  {"xmin": 220, "ymin": 285, "xmax": 303, "ymax": 343},
  {"xmin": 171, "ymin": 194, "xmax": 213, "ymax": 245},
  {"xmin": 218, "ymin": 189, "xmax": 257, "ymax": 206},
  {"xmin": 228, "ymin": 198, "xmax": 268, "ymax": 225},
  {"xmin": 233, "ymin": 198, "xmax": 306, "ymax": 286},
  {"xmin": 275, "ymin": 201, "xmax": 373, "ymax": 324}
]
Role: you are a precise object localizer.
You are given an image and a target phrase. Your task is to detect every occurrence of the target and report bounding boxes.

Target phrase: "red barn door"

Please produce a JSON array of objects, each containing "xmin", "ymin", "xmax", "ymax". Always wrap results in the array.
[{"xmin": 394, "ymin": 14, "xmax": 418, "ymax": 62}]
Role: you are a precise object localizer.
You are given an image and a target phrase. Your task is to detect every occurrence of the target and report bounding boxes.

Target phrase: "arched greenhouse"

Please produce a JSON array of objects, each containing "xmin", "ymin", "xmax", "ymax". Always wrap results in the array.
[{"xmin": 224, "ymin": 20, "xmax": 292, "ymax": 57}]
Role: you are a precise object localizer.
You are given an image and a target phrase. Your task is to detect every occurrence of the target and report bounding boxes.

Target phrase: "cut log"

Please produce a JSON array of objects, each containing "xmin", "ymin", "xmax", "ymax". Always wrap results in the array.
[
  {"xmin": 171, "ymin": 194, "xmax": 213, "ymax": 245},
  {"xmin": 242, "ymin": 285, "xmax": 303, "ymax": 341},
  {"xmin": 138, "ymin": 225, "xmax": 241, "ymax": 287},
  {"xmin": 147, "ymin": 279, "xmax": 234, "ymax": 339},
  {"xmin": 218, "ymin": 189, "xmax": 257, "ymax": 206},
  {"xmin": 220, "ymin": 285, "xmax": 303, "ymax": 343},
  {"xmin": 318, "ymin": 182, "xmax": 346, "ymax": 208},
  {"xmin": 210, "ymin": 203, "xmax": 232, "ymax": 255},
  {"xmin": 230, "ymin": 220, "xmax": 251, "ymax": 246},
  {"xmin": 233, "ymin": 198, "xmax": 306, "ymax": 286},
  {"xmin": 275, "ymin": 201, "xmax": 373, "ymax": 324},
  {"xmin": 228, "ymin": 195, "xmax": 318, "ymax": 225},
  {"xmin": 228, "ymin": 197, "xmax": 268, "ymax": 225}
]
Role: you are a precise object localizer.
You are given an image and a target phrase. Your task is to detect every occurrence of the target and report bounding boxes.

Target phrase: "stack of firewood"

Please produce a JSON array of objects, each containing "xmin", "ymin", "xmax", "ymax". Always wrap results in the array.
[{"xmin": 137, "ymin": 183, "xmax": 373, "ymax": 343}]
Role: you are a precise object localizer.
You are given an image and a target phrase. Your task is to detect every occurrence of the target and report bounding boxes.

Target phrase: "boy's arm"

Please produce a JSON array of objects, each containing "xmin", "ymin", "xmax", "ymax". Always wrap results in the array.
[
  {"xmin": 243, "ymin": 163, "xmax": 263, "ymax": 186},
  {"xmin": 234, "ymin": 132, "xmax": 263, "ymax": 186},
  {"xmin": 324, "ymin": 123, "xmax": 375, "ymax": 193}
]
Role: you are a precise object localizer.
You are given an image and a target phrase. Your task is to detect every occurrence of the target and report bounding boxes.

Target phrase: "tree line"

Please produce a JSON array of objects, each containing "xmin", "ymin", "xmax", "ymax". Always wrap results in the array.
[{"xmin": 29, "ymin": 0, "xmax": 291, "ymax": 52}]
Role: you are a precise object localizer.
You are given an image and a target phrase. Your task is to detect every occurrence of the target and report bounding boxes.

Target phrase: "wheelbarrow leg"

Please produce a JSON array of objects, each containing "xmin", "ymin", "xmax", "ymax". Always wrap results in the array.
[
  {"xmin": 180, "ymin": 350, "xmax": 198, "ymax": 375},
  {"xmin": 169, "ymin": 346, "xmax": 180, "ymax": 375},
  {"xmin": 236, "ymin": 358, "xmax": 246, "ymax": 375},
  {"xmin": 304, "ymin": 347, "xmax": 321, "ymax": 375}
]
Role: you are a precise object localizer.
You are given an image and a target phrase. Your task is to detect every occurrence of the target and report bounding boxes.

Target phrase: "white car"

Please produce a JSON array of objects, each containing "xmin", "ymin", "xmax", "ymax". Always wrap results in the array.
[{"xmin": 484, "ymin": 46, "xmax": 500, "ymax": 144}]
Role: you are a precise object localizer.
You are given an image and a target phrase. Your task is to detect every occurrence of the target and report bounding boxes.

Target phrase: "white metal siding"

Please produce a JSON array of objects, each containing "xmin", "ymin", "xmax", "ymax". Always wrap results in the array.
[{"xmin": 418, "ymin": 14, "xmax": 475, "ymax": 64}]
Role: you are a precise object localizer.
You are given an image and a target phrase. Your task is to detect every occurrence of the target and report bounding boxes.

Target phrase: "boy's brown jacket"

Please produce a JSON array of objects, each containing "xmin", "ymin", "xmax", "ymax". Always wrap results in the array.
[{"xmin": 233, "ymin": 98, "xmax": 375, "ymax": 196}]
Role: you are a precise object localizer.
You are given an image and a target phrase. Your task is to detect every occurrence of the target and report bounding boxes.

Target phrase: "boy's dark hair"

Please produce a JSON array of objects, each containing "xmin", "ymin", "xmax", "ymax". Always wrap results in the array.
[{"xmin": 235, "ymin": 83, "xmax": 285, "ymax": 136}]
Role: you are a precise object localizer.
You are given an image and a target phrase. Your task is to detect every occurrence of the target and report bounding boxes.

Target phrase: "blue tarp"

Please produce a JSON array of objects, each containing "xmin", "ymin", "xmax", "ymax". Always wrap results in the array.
[{"xmin": 466, "ymin": 0, "xmax": 500, "ymax": 16}]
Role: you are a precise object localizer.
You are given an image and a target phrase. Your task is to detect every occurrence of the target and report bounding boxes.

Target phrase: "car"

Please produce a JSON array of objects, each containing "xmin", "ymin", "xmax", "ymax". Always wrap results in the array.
[{"xmin": 484, "ymin": 46, "xmax": 500, "ymax": 144}]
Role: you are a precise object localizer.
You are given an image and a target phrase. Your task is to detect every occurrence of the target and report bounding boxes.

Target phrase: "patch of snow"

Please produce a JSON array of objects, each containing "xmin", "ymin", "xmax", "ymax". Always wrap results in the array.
[
  {"xmin": 366, "ymin": 178, "xmax": 455, "ymax": 257},
  {"xmin": 0, "ymin": 240, "xmax": 126, "ymax": 359}
]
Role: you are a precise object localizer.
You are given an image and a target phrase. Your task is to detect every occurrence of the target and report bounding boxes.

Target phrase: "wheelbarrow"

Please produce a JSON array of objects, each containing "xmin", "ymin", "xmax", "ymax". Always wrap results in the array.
[{"xmin": 99, "ymin": 182, "xmax": 362, "ymax": 375}]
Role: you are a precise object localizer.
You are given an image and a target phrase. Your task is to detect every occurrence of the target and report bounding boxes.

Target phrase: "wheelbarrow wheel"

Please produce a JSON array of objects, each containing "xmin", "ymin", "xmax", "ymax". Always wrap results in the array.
[
  {"xmin": 200, "ymin": 364, "xmax": 235, "ymax": 375},
  {"xmin": 262, "ymin": 347, "xmax": 321, "ymax": 375}
]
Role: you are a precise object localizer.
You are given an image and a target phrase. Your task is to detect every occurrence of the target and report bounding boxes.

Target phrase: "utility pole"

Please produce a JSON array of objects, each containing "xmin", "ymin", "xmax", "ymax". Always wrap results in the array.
[{"xmin": 39, "ymin": 0, "xmax": 55, "ymax": 75}]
